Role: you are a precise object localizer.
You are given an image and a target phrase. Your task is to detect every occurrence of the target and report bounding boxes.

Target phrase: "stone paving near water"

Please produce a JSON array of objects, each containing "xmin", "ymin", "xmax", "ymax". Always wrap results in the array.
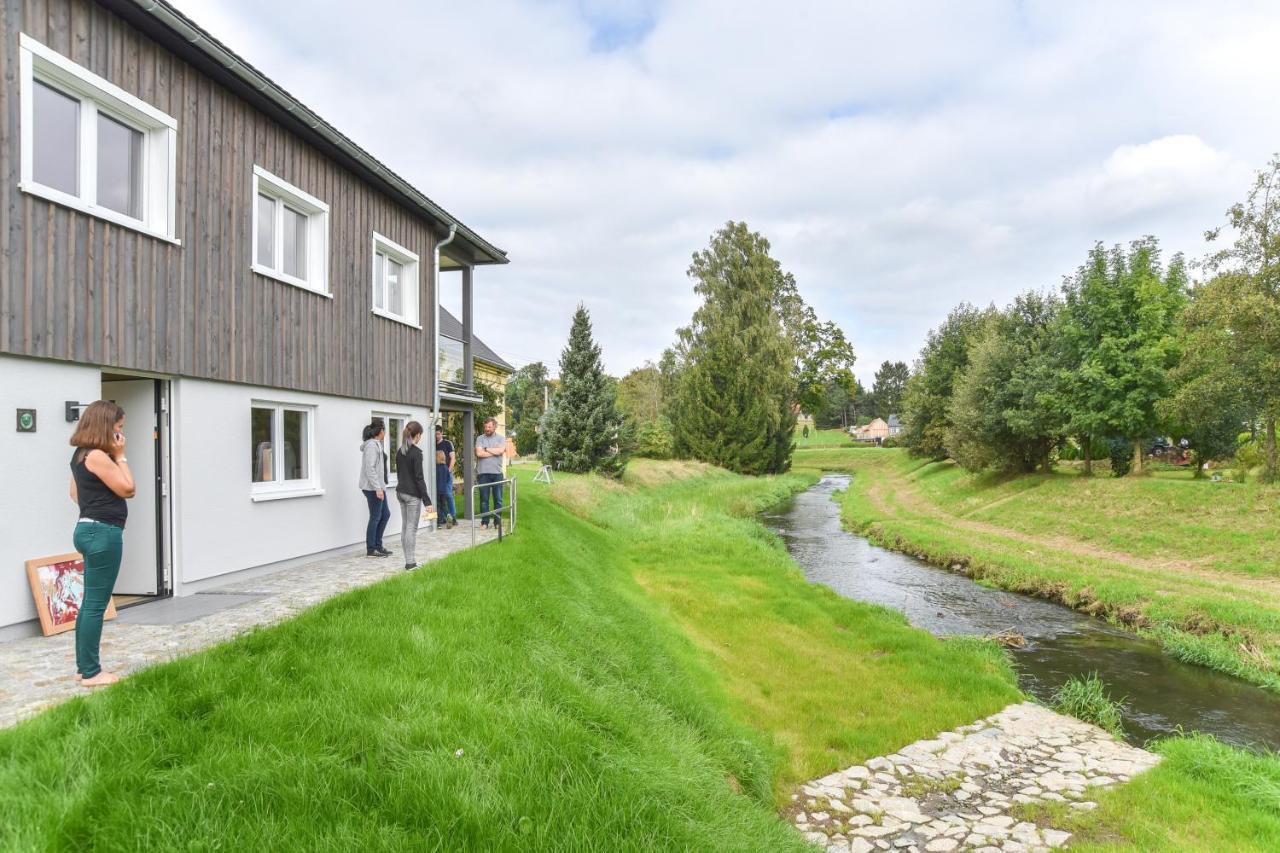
[
  {"xmin": 789, "ymin": 702, "xmax": 1161, "ymax": 853},
  {"xmin": 0, "ymin": 523, "xmax": 499, "ymax": 729}
]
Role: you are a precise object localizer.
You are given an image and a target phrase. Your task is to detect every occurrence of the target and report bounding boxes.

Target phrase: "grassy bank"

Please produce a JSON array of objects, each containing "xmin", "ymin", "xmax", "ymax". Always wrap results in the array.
[
  {"xmin": 0, "ymin": 461, "xmax": 1017, "ymax": 850},
  {"xmin": 798, "ymin": 447, "xmax": 1280, "ymax": 692}
]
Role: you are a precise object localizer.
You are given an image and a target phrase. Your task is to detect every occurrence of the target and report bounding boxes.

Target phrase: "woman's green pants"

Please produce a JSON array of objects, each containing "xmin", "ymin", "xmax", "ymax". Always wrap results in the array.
[{"xmin": 72, "ymin": 521, "xmax": 123, "ymax": 679}]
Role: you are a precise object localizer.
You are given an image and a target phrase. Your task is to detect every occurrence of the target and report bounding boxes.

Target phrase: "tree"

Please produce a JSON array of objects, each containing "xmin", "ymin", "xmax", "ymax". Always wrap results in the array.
[
  {"xmin": 670, "ymin": 222, "xmax": 796, "ymax": 475},
  {"xmin": 617, "ymin": 363, "xmax": 665, "ymax": 425},
  {"xmin": 505, "ymin": 361, "xmax": 550, "ymax": 449},
  {"xmin": 814, "ymin": 376, "xmax": 865, "ymax": 429},
  {"xmin": 537, "ymin": 305, "xmax": 628, "ymax": 476},
  {"xmin": 947, "ymin": 291, "xmax": 1065, "ymax": 473},
  {"xmin": 901, "ymin": 303, "xmax": 995, "ymax": 459},
  {"xmin": 1200, "ymin": 155, "xmax": 1280, "ymax": 481},
  {"xmin": 617, "ymin": 362, "xmax": 673, "ymax": 459},
  {"xmin": 869, "ymin": 361, "xmax": 910, "ymax": 419},
  {"xmin": 1055, "ymin": 239, "xmax": 1186, "ymax": 475}
]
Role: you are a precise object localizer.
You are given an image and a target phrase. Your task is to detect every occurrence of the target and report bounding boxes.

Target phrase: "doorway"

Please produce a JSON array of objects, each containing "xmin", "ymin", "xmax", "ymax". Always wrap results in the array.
[{"xmin": 100, "ymin": 375, "xmax": 171, "ymax": 602}]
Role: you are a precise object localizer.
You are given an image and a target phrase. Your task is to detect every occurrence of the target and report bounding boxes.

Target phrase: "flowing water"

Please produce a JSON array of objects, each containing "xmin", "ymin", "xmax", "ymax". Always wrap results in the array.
[{"xmin": 765, "ymin": 474, "xmax": 1280, "ymax": 752}]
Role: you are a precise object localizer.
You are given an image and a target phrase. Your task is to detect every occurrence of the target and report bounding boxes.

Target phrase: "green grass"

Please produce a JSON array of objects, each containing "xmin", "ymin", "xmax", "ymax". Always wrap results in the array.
[
  {"xmin": 1015, "ymin": 735, "xmax": 1280, "ymax": 851},
  {"xmin": 0, "ymin": 461, "xmax": 1018, "ymax": 850},
  {"xmin": 796, "ymin": 447, "xmax": 1280, "ymax": 691},
  {"xmin": 795, "ymin": 427, "xmax": 854, "ymax": 448},
  {"xmin": 1051, "ymin": 674, "xmax": 1125, "ymax": 736}
]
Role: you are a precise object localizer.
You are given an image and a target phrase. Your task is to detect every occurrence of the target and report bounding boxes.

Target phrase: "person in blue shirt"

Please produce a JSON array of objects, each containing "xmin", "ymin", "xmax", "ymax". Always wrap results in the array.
[{"xmin": 434, "ymin": 425, "xmax": 457, "ymax": 529}]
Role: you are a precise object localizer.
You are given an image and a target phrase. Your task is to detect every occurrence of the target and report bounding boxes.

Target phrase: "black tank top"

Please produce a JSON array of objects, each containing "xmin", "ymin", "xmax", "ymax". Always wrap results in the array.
[{"xmin": 71, "ymin": 449, "xmax": 128, "ymax": 528}]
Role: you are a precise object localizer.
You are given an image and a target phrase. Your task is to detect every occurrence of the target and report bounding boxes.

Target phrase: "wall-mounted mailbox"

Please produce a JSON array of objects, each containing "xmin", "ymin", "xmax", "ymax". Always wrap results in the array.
[{"xmin": 65, "ymin": 401, "xmax": 87, "ymax": 422}]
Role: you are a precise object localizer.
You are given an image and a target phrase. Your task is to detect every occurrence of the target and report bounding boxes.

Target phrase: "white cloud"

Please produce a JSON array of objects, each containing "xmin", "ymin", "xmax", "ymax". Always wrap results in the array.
[{"xmin": 171, "ymin": 0, "xmax": 1280, "ymax": 383}]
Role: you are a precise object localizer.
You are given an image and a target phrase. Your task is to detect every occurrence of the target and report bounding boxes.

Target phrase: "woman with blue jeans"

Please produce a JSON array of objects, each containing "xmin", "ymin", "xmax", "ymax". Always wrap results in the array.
[
  {"xmin": 68, "ymin": 400, "xmax": 136, "ymax": 688},
  {"xmin": 359, "ymin": 420, "xmax": 391, "ymax": 557}
]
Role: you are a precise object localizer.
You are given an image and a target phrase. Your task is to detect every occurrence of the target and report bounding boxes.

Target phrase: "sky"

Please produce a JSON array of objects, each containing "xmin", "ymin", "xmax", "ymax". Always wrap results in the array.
[{"xmin": 174, "ymin": 0, "xmax": 1280, "ymax": 384}]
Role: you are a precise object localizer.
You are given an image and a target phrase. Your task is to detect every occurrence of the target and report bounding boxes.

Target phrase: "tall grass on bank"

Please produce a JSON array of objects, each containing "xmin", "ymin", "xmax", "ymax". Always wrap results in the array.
[{"xmin": 1052, "ymin": 674, "xmax": 1125, "ymax": 736}]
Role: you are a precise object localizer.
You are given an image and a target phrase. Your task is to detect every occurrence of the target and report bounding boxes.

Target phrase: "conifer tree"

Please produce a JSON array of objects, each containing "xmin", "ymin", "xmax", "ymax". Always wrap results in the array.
[
  {"xmin": 537, "ymin": 305, "xmax": 627, "ymax": 476},
  {"xmin": 671, "ymin": 222, "xmax": 795, "ymax": 475}
]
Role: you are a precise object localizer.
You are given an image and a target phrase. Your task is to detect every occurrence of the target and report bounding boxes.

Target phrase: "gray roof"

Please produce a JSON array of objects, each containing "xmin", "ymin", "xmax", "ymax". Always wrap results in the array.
[
  {"xmin": 114, "ymin": 0, "xmax": 507, "ymax": 267},
  {"xmin": 440, "ymin": 309, "xmax": 515, "ymax": 372},
  {"xmin": 887, "ymin": 414, "xmax": 902, "ymax": 428}
]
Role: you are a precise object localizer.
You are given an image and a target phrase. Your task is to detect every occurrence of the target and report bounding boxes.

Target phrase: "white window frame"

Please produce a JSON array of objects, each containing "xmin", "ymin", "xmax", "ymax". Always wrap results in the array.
[
  {"xmin": 251, "ymin": 165, "xmax": 331, "ymax": 296},
  {"xmin": 18, "ymin": 33, "xmax": 178, "ymax": 244},
  {"xmin": 249, "ymin": 401, "xmax": 323, "ymax": 501},
  {"xmin": 373, "ymin": 411, "xmax": 411, "ymax": 486},
  {"xmin": 371, "ymin": 232, "xmax": 421, "ymax": 327}
]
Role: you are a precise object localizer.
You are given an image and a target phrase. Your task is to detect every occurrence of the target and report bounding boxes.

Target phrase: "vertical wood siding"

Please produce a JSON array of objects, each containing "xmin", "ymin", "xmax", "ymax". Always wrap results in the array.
[{"xmin": 0, "ymin": 0, "xmax": 438, "ymax": 406}]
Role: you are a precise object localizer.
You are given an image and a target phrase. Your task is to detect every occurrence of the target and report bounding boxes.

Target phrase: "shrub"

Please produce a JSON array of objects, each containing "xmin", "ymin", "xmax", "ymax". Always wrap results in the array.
[
  {"xmin": 634, "ymin": 418, "xmax": 675, "ymax": 459},
  {"xmin": 1107, "ymin": 438, "xmax": 1133, "ymax": 477},
  {"xmin": 1232, "ymin": 440, "xmax": 1264, "ymax": 483},
  {"xmin": 1052, "ymin": 673, "xmax": 1125, "ymax": 736}
]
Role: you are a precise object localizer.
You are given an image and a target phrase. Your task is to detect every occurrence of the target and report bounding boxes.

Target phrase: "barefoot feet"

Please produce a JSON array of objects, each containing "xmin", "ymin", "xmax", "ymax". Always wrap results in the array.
[{"xmin": 79, "ymin": 671, "xmax": 121, "ymax": 687}]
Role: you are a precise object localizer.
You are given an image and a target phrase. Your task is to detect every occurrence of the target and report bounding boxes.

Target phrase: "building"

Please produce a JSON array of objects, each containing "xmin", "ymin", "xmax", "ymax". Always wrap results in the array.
[
  {"xmin": 852, "ymin": 418, "xmax": 891, "ymax": 444},
  {"xmin": 0, "ymin": 0, "xmax": 506, "ymax": 636},
  {"xmin": 887, "ymin": 414, "xmax": 903, "ymax": 437},
  {"xmin": 440, "ymin": 308, "xmax": 515, "ymax": 440}
]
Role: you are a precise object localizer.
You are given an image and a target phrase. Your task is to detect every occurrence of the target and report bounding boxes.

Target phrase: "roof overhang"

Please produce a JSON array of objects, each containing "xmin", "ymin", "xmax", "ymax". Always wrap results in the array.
[{"xmin": 108, "ymin": 0, "xmax": 508, "ymax": 267}]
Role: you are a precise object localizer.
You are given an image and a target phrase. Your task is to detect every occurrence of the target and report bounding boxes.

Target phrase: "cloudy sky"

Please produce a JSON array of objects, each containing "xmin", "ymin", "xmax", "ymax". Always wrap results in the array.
[{"xmin": 176, "ymin": 0, "xmax": 1280, "ymax": 383}]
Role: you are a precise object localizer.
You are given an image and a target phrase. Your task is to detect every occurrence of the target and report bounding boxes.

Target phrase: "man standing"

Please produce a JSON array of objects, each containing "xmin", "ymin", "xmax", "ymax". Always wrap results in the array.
[
  {"xmin": 475, "ymin": 416, "xmax": 506, "ymax": 529},
  {"xmin": 434, "ymin": 425, "xmax": 457, "ymax": 529}
]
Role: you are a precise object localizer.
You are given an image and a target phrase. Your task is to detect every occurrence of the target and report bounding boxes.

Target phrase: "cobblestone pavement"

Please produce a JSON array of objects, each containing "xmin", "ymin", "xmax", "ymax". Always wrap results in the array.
[
  {"xmin": 0, "ymin": 523, "xmax": 498, "ymax": 729},
  {"xmin": 789, "ymin": 702, "xmax": 1160, "ymax": 853}
]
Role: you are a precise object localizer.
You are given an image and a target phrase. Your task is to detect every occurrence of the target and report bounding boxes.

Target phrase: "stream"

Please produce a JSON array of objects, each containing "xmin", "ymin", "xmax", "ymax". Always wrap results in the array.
[{"xmin": 765, "ymin": 474, "xmax": 1280, "ymax": 752}]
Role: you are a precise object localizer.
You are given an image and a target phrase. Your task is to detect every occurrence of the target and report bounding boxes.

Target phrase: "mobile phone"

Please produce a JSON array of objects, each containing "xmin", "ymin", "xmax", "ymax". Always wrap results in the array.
[{"xmin": 114, "ymin": 431, "xmax": 123, "ymax": 443}]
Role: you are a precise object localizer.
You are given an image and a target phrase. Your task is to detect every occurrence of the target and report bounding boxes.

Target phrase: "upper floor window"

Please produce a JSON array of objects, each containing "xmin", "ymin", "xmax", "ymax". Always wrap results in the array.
[
  {"xmin": 19, "ymin": 34, "xmax": 177, "ymax": 242},
  {"xmin": 371, "ymin": 233, "xmax": 420, "ymax": 327},
  {"xmin": 252, "ymin": 166, "xmax": 330, "ymax": 295}
]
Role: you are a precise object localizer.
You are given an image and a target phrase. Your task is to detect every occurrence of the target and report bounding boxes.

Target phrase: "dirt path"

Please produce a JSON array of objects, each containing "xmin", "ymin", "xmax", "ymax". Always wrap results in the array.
[{"xmin": 861, "ymin": 470, "xmax": 1280, "ymax": 600}]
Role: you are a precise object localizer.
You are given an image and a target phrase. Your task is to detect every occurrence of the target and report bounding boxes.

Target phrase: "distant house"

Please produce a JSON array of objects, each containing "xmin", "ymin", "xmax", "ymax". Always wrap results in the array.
[
  {"xmin": 852, "ymin": 418, "xmax": 891, "ymax": 444},
  {"xmin": 439, "ymin": 308, "xmax": 514, "ymax": 436},
  {"xmin": 887, "ymin": 414, "xmax": 903, "ymax": 437}
]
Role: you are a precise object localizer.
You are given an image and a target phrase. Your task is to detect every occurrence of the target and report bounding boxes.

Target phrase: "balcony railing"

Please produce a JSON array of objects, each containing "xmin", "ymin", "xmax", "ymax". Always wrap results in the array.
[{"xmin": 438, "ymin": 335, "xmax": 470, "ymax": 393}]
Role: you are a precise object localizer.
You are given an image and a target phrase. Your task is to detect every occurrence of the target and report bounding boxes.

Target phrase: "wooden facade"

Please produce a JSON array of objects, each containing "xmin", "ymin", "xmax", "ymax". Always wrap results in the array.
[{"xmin": 0, "ymin": 0, "xmax": 497, "ymax": 407}]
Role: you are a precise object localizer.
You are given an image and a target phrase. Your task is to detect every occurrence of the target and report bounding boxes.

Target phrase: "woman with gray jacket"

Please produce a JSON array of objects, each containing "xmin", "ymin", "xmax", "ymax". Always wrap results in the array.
[{"xmin": 359, "ymin": 419, "xmax": 391, "ymax": 557}]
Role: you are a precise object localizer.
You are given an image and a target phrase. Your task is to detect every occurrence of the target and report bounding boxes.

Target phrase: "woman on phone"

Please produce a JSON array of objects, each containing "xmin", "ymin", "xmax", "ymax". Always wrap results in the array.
[
  {"xmin": 68, "ymin": 400, "xmax": 136, "ymax": 687},
  {"xmin": 359, "ymin": 419, "xmax": 392, "ymax": 557},
  {"xmin": 394, "ymin": 421, "xmax": 431, "ymax": 570}
]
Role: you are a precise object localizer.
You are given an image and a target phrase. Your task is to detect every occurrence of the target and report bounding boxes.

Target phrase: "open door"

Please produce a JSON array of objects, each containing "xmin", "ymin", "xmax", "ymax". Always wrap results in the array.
[{"xmin": 100, "ymin": 378, "xmax": 167, "ymax": 597}]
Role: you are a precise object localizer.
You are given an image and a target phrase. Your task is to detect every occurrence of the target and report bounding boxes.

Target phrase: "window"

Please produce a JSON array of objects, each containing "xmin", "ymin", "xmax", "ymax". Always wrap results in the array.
[
  {"xmin": 250, "ymin": 402, "xmax": 319, "ymax": 498},
  {"xmin": 372, "ymin": 412, "xmax": 409, "ymax": 482},
  {"xmin": 19, "ymin": 34, "xmax": 178, "ymax": 241},
  {"xmin": 371, "ymin": 233, "xmax": 420, "ymax": 326},
  {"xmin": 252, "ymin": 166, "xmax": 330, "ymax": 295}
]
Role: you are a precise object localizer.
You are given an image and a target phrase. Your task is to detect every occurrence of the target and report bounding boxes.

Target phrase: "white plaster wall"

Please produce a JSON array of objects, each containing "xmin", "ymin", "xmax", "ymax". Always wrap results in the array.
[
  {"xmin": 0, "ymin": 355, "xmax": 103, "ymax": 628},
  {"xmin": 171, "ymin": 378, "xmax": 429, "ymax": 586}
]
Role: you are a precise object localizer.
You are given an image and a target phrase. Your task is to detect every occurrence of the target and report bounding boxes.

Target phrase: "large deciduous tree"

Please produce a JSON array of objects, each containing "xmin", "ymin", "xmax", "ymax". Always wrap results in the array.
[
  {"xmin": 1199, "ymin": 155, "xmax": 1280, "ymax": 481},
  {"xmin": 671, "ymin": 222, "xmax": 795, "ymax": 474},
  {"xmin": 901, "ymin": 303, "xmax": 995, "ymax": 460},
  {"xmin": 538, "ymin": 305, "xmax": 628, "ymax": 476},
  {"xmin": 1056, "ymin": 239, "xmax": 1186, "ymax": 475},
  {"xmin": 947, "ymin": 291, "xmax": 1065, "ymax": 473},
  {"xmin": 505, "ymin": 361, "xmax": 550, "ymax": 449}
]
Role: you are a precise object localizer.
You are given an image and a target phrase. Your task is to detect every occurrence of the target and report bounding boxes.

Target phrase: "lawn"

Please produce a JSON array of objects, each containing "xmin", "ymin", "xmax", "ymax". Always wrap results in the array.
[
  {"xmin": 0, "ymin": 461, "xmax": 1017, "ymax": 851},
  {"xmin": 795, "ymin": 427, "xmax": 854, "ymax": 448}
]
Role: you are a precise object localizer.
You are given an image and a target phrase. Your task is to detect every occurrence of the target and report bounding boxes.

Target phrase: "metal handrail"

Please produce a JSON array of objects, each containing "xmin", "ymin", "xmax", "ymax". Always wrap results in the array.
[{"xmin": 469, "ymin": 477, "xmax": 517, "ymax": 545}]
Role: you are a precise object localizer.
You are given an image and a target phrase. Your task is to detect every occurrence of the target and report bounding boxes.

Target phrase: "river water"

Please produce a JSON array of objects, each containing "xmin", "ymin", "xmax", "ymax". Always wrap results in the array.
[{"xmin": 765, "ymin": 474, "xmax": 1280, "ymax": 752}]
